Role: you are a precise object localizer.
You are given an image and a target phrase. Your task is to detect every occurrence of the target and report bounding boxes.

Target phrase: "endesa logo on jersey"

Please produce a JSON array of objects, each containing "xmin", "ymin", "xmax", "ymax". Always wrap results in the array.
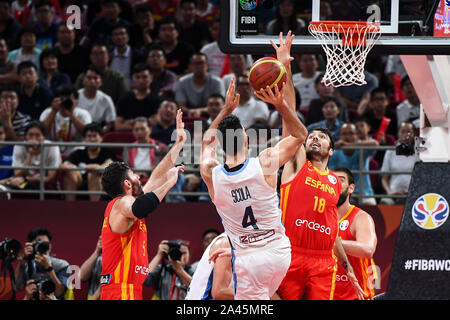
[
  {"xmin": 412, "ymin": 193, "xmax": 449, "ymax": 230},
  {"xmin": 295, "ymin": 219, "xmax": 331, "ymax": 235}
]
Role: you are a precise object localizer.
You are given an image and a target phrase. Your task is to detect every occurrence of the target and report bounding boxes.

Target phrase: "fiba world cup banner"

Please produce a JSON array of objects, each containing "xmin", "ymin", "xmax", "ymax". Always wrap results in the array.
[{"xmin": 386, "ymin": 162, "xmax": 450, "ymax": 299}]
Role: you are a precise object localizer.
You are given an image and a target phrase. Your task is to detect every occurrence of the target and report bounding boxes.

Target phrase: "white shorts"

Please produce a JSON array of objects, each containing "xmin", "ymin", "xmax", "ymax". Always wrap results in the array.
[{"xmin": 231, "ymin": 235, "xmax": 291, "ymax": 300}]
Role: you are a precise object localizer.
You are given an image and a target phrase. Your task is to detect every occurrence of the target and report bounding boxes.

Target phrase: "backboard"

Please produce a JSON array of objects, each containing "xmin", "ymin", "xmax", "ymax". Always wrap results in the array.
[{"xmin": 219, "ymin": 0, "xmax": 450, "ymax": 55}]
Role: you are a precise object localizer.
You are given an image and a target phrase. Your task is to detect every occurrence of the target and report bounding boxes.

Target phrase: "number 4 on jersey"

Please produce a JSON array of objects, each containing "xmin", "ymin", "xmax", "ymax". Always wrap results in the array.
[{"xmin": 242, "ymin": 206, "xmax": 259, "ymax": 229}]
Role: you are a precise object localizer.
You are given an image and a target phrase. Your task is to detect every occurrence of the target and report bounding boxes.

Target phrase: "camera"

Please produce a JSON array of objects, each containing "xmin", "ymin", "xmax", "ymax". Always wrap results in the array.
[
  {"xmin": 165, "ymin": 240, "xmax": 183, "ymax": 261},
  {"xmin": 26, "ymin": 240, "xmax": 50, "ymax": 260},
  {"xmin": 31, "ymin": 278, "xmax": 56, "ymax": 300},
  {"xmin": 60, "ymin": 97, "xmax": 73, "ymax": 110},
  {"xmin": 0, "ymin": 238, "xmax": 21, "ymax": 261},
  {"xmin": 395, "ymin": 141, "xmax": 416, "ymax": 156}
]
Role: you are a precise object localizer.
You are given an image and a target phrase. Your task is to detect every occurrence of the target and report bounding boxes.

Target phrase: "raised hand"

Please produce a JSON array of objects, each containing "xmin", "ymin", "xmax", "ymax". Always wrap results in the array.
[
  {"xmin": 270, "ymin": 31, "xmax": 295, "ymax": 68},
  {"xmin": 224, "ymin": 77, "xmax": 240, "ymax": 112},
  {"xmin": 176, "ymin": 109, "xmax": 187, "ymax": 145},
  {"xmin": 254, "ymin": 82, "xmax": 286, "ymax": 108}
]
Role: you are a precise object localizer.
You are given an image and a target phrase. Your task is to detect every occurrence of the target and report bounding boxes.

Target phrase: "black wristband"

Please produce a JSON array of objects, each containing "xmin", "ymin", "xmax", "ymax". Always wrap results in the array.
[
  {"xmin": 43, "ymin": 266, "xmax": 53, "ymax": 272},
  {"xmin": 132, "ymin": 192, "xmax": 160, "ymax": 219}
]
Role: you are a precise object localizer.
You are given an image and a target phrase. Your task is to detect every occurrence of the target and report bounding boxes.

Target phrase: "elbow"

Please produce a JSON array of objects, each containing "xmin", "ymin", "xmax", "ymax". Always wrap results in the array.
[{"xmin": 362, "ymin": 246, "xmax": 376, "ymax": 259}]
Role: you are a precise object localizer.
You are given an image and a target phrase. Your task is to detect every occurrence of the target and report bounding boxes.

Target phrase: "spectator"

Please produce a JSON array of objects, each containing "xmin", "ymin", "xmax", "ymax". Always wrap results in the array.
[
  {"xmin": 380, "ymin": 122, "xmax": 419, "ymax": 205},
  {"xmin": 54, "ymin": 23, "xmax": 90, "ymax": 84},
  {"xmin": 336, "ymin": 70, "xmax": 378, "ymax": 114},
  {"xmin": 307, "ymin": 96, "xmax": 343, "ymax": 142},
  {"xmin": 79, "ymin": 235, "xmax": 102, "ymax": 300},
  {"xmin": 59, "ymin": 122, "xmax": 116, "ymax": 201},
  {"xmin": 328, "ymin": 123, "xmax": 377, "ymax": 205},
  {"xmin": 232, "ymin": 74, "xmax": 269, "ymax": 128},
  {"xmin": 80, "ymin": 0, "xmax": 130, "ymax": 49},
  {"xmin": 266, "ymin": 0, "xmax": 306, "ymax": 36},
  {"xmin": 222, "ymin": 54, "xmax": 249, "ymax": 91},
  {"xmin": 354, "ymin": 116, "xmax": 379, "ymax": 147},
  {"xmin": 190, "ymin": 228, "xmax": 220, "ymax": 272},
  {"xmin": 109, "ymin": 23, "xmax": 145, "ymax": 86},
  {"xmin": 145, "ymin": 239, "xmax": 194, "ymax": 300},
  {"xmin": 75, "ymin": 43, "xmax": 130, "ymax": 105},
  {"xmin": 150, "ymin": 99, "xmax": 177, "ymax": 145},
  {"xmin": 0, "ymin": 0, "xmax": 22, "ymax": 51},
  {"xmin": 292, "ymin": 54, "xmax": 321, "ymax": 112},
  {"xmin": 10, "ymin": 121, "xmax": 61, "ymax": 196},
  {"xmin": 206, "ymin": 93, "xmax": 224, "ymax": 126},
  {"xmin": 176, "ymin": 0, "xmax": 211, "ymax": 52},
  {"xmin": 115, "ymin": 63, "xmax": 161, "ymax": 131},
  {"xmin": 128, "ymin": 117, "xmax": 167, "ymax": 179},
  {"xmin": 129, "ymin": 2, "xmax": 156, "ymax": 52},
  {"xmin": 14, "ymin": 227, "xmax": 71, "ymax": 300},
  {"xmin": 0, "ymin": 120, "xmax": 13, "ymax": 184},
  {"xmin": 363, "ymin": 87, "xmax": 398, "ymax": 140},
  {"xmin": 39, "ymin": 84, "xmax": 92, "ymax": 156},
  {"xmin": 39, "ymin": 47, "xmax": 70, "ymax": 95},
  {"xmin": 7, "ymin": 26, "xmax": 42, "ymax": 74},
  {"xmin": 199, "ymin": 18, "xmax": 224, "ymax": 78},
  {"xmin": 17, "ymin": 61, "xmax": 53, "ymax": 120},
  {"xmin": 0, "ymin": 87, "xmax": 31, "ymax": 140},
  {"xmin": 268, "ymin": 87, "xmax": 304, "ymax": 131},
  {"xmin": 396, "ymin": 76, "xmax": 420, "ymax": 129},
  {"xmin": 0, "ymin": 38, "xmax": 19, "ymax": 88},
  {"xmin": 148, "ymin": 0, "xmax": 179, "ymax": 22},
  {"xmin": 33, "ymin": 0, "xmax": 58, "ymax": 50},
  {"xmin": 77, "ymin": 65, "xmax": 116, "ymax": 133},
  {"xmin": 146, "ymin": 44, "xmax": 177, "ymax": 97},
  {"xmin": 156, "ymin": 16, "xmax": 195, "ymax": 76},
  {"xmin": 175, "ymin": 53, "xmax": 225, "ymax": 116},
  {"xmin": 196, "ymin": 0, "xmax": 219, "ymax": 23},
  {"xmin": 305, "ymin": 73, "xmax": 348, "ymax": 126}
]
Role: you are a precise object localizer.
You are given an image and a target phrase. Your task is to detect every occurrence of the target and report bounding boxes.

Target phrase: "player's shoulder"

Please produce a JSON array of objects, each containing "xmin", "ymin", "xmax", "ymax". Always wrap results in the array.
[{"xmin": 353, "ymin": 207, "xmax": 374, "ymax": 224}]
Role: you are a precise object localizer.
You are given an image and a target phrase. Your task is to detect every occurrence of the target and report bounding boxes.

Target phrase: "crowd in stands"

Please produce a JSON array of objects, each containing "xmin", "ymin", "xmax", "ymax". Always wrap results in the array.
[{"xmin": 0, "ymin": 0, "xmax": 420, "ymax": 204}]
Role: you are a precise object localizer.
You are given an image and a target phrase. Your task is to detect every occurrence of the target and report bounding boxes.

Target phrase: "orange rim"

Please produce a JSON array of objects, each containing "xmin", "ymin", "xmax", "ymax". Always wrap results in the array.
[{"xmin": 309, "ymin": 20, "xmax": 381, "ymax": 33}]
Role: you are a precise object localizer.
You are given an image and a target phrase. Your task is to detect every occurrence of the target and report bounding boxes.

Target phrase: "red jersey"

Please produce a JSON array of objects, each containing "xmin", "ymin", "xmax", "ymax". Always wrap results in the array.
[
  {"xmin": 100, "ymin": 197, "xmax": 149, "ymax": 300},
  {"xmin": 334, "ymin": 205, "xmax": 377, "ymax": 300},
  {"xmin": 147, "ymin": 0, "xmax": 179, "ymax": 22},
  {"xmin": 280, "ymin": 160, "xmax": 341, "ymax": 251}
]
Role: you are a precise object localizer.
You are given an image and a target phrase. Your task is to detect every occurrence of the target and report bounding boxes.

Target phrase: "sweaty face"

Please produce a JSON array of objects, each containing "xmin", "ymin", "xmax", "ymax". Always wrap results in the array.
[
  {"xmin": 305, "ymin": 130, "xmax": 332, "ymax": 161},
  {"xmin": 126, "ymin": 170, "xmax": 144, "ymax": 197}
]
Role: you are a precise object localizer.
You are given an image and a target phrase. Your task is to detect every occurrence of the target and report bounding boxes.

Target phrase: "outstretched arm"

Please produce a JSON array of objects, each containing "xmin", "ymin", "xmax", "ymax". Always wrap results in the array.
[
  {"xmin": 143, "ymin": 109, "xmax": 187, "ymax": 194},
  {"xmin": 200, "ymin": 78, "xmax": 240, "ymax": 200}
]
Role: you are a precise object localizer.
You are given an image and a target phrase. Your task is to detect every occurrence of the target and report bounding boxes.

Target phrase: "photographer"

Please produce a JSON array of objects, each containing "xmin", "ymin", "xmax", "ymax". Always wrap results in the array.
[
  {"xmin": 39, "ymin": 84, "xmax": 92, "ymax": 156},
  {"xmin": 144, "ymin": 239, "xmax": 194, "ymax": 300},
  {"xmin": 14, "ymin": 227, "xmax": 71, "ymax": 300}
]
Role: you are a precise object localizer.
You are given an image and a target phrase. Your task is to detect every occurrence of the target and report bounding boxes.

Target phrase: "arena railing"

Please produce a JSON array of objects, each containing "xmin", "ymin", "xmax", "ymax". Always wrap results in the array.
[{"xmin": 0, "ymin": 141, "xmax": 413, "ymax": 202}]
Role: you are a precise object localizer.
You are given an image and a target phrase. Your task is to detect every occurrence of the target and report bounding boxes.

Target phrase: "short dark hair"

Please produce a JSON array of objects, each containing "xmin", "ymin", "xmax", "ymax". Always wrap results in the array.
[
  {"xmin": 217, "ymin": 115, "xmax": 245, "ymax": 156},
  {"xmin": 333, "ymin": 166, "xmax": 355, "ymax": 185},
  {"xmin": 180, "ymin": 0, "xmax": 197, "ymax": 7},
  {"xmin": 314, "ymin": 73, "xmax": 325, "ymax": 85},
  {"xmin": 208, "ymin": 93, "xmax": 225, "ymax": 102},
  {"xmin": 370, "ymin": 87, "xmax": 387, "ymax": 100},
  {"xmin": 82, "ymin": 122, "xmax": 104, "ymax": 137},
  {"xmin": 25, "ymin": 120, "xmax": 45, "ymax": 136},
  {"xmin": 54, "ymin": 84, "xmax": 78, "ymax": 99},
  {"xmin": 17, "ymin": 61, "xmax": 38, "ymax": 74},
  {"xmin": 146, "ymin": 43, "xmax": 166, "ymax": 57},
  {"xmin": 39, "ymin": 47, "xmax": 58, "ymax": 71},
  {"xmin": 34, "ymin": 0, "xmax": 52, "ymax": 10},
  {"xmin": 18, "ymin": 26, "xmax": 38, "ymax": 40},
  {"xmin": 308, "ymin": 127, "xmax": 334, "ymax": 150},
  {"xmin": 111, "ymin": 22, "xmax": 129, "ymax": 35},
  {"xmin": 135, "ymin": 2, "xmax": 153, "ymax": 14},
  {"xmin": 201, "ymin": 228, "xmax": 220, "ymax": 239},
  {"xmin": 322, "ymin": 96, "xmax": 340, "ymax": 108},
  {"xmin": 101, "ymin": 161, "xmax": 132, "ymax": 198},
  {"xmin": 131, "ymin": 63, "xmax": 151, "ymax": 76},
  {"xmin": 158, "ymin": 16, "xmax": 179, "ymax": 32},
  {"xmin": 27, "ymin": 227, "xmax": 52, "ymax": 243},
  {"xmin": 401, "ymin": 75, "xmax": 411, "ymax": 88},
  {"xmin": 85, "ymin": 64, "xmax": 104, "ymax": 77}
]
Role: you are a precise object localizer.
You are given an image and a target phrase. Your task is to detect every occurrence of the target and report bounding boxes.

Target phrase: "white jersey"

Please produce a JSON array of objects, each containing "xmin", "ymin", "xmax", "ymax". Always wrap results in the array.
[
  {"xmin": 211, "ymin": 157, "xmax": 286, "ymax": 252},
  {"xmin": 185, "ymin": 233, "xmax": 230, "ymax": 300}
]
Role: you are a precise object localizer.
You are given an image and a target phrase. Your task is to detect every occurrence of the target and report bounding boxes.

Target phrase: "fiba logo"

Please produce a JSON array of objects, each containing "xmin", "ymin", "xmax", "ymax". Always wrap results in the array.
[
  {"xmin": 339, "ymin": 220, "xmax": 349, "ymax": 231},
  {"xmin": 240, "ymin": 0, "xmax": 258, "ymax": 11},
  {"xmin": 446, "ymin": 0, "xmax": 450, "ymax": 8},
  {"xmin": 328, "ymin": 174, "xmax": 337, "ymax": 185},
  {"xmin": 412, "ymin": 193, "xmax": 449, "ymax": 230}
]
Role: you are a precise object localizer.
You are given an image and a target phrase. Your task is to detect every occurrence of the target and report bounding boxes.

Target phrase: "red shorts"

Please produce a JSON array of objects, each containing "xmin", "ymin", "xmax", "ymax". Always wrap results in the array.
[
  {"xmin": 100, "ymin": 283, "xmax": 143, "ymax": 300},
  {"xmin": 277, "ymin": 246, "xmax": 337, "ymax": 300}
]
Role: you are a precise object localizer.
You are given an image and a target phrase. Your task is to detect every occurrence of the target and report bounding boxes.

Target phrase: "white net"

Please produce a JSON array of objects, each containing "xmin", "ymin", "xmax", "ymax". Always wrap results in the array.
[{"xmin": 308, "ymin": 21, "xmax": 381, "ymax": 87}]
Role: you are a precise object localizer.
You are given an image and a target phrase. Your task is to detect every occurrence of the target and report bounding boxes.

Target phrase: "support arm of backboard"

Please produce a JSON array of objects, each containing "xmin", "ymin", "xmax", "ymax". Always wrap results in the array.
[{"xmin": 400, "ymin": 55, "xmax": 449, "ymax": 162}]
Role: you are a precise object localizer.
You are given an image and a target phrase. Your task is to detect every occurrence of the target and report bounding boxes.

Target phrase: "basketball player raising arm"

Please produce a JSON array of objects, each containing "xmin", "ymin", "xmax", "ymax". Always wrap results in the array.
[{"xmin": 272, "ymin": 31, "xmax": 365, "ymax": 300}]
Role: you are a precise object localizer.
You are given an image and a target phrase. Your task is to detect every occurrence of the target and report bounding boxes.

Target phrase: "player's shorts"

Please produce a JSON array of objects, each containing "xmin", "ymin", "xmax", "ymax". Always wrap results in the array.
[
  {"xmin": 232, "ymin": 235, "xmax": 291, "ymax": 300},
  {"xmin": 100, "ymin": 283, "xmax": 143, "ymax": 300},
  {"xmin": 277, "ymin": 246, "xmax": 337, "ymax": 300}
]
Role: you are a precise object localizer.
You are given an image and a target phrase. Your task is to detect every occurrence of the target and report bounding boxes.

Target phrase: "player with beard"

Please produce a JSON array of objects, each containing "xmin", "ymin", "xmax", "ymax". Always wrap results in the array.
[
  {"xmin": 333, "ymin": 167, "xmax": 378, "ymax": 300},
  {"xmin": 99, "ymin": 110, "xmax": 186, "ymax": 300},
  {"xmin": 270, "ymin": 32, "xmax": 364, "ymax": 300}
]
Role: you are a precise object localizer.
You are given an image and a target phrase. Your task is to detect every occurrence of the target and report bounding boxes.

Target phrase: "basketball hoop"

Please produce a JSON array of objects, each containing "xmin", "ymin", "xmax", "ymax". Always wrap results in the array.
[{"xmin": 308, "ymin": 21, "xmax": 381, "ymax": 87}]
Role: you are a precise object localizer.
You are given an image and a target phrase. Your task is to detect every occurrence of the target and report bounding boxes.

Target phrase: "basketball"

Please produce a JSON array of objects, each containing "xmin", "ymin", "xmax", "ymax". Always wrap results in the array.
[{"xmin": 248, "ymin": 57, "xmax": 287, "ymax": 92}]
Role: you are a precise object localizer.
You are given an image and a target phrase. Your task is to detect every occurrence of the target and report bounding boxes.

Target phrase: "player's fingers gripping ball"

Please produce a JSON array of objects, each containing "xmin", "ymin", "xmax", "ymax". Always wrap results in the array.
[{"xmin": 249, "ymin": 57, "xmax": 287, "ymax": 92}]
